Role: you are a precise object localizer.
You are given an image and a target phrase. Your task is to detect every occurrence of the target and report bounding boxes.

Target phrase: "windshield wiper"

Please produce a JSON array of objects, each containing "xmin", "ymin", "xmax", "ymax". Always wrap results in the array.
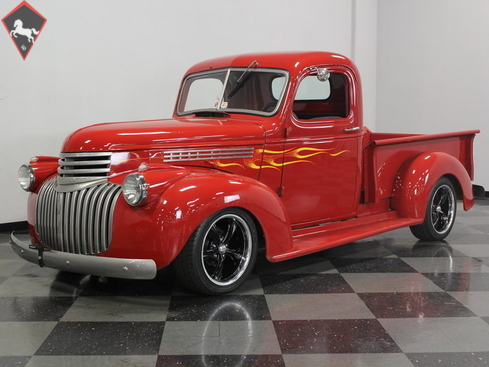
[{"xmin": 227, "ymin": 60, "xmax": 258, "ymax": 99}]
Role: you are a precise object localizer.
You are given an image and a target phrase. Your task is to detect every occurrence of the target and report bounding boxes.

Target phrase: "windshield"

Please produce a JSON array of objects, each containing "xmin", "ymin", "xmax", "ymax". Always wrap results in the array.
[{"xmin": 177, "ymin": 67, "xmax": 289, "ymax": 116}]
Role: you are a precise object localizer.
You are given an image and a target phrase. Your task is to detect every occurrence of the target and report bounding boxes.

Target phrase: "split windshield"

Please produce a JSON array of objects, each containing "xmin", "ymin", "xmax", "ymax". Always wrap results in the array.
[{"xmin": 177, "ymin": 67, "xmax": 289, "ymax": 116}]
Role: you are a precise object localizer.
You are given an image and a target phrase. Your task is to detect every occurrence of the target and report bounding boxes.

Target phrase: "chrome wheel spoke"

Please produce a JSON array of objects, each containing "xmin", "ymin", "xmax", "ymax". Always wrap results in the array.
[
  {"xmin": 209, "ymin": 224, "xmax": 222, "ymax": 242},
  {"xmin": 222, "ymin": 220, "xmax": 237, "ymax": 245},
  {"xmin": 226, "ymin": 248, "xmax": 243, "ymax": 262},
  {"xmin": 432, "ymin": 211, "xmax": 440, "ymax": 227},
  {"xmin": 212, "ymin": 253, "xmax": 225, "ymax": 281},
  {"xmin": 437, "ymin": 191, "xmax": 447, "ymax": 207}
]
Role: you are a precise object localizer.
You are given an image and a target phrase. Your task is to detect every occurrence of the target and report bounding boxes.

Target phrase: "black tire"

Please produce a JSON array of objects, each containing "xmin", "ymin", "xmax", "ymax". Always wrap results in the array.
[
  {"xmin": 174, "ymin": 208, "xmax": 258, "ymax": 295},
  {"xmin": 410, "ymin": 177, "xmax": 457, "ymax": 241}
]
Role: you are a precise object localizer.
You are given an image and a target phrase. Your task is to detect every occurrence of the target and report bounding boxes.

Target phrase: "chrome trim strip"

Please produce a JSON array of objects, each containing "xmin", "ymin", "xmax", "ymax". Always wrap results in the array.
[
  {"xmin": 56, "ymin": 177, "xmax": 108, "ymax": 193},
  {"xmin": 58, "ymin": 168, "xmax": 110, "ymax": 175},
  {"xmin": 59, "ymin": 159, "xmax": 112, "ymax": 166},
  {"xmin": 163, "ymin": 147, "xmax": 254, "ymax": 162},
  {"xmin": 57, "ymin": 177, "xmax": 107, "ymax": 184},
  {"xmin": 10, "ymin": 232, "xmax": 157, "ymax": 280},
  {"xmin": 60, "ymin": 152, "xmax": 113, "ymax": 158}
]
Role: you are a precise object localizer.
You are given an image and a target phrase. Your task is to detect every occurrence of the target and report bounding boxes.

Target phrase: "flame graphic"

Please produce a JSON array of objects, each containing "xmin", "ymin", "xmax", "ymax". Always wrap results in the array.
[{"xmin": 216, "ymin": 147, "xmax": 349, "ymax": 171}]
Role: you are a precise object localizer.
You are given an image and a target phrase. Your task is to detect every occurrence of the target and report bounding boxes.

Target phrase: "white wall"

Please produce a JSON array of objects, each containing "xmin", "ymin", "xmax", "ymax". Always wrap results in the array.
[
  {"xmin": 377, "ymin": 0, "xmax": 489, "ymax": 188},
  {"xmin": 0, "ymin": 0, "xmax": 377, "ymax": 224},
  {"xmin": 352, "ymin": 0, "xmax": 378, "ymax": 129}
]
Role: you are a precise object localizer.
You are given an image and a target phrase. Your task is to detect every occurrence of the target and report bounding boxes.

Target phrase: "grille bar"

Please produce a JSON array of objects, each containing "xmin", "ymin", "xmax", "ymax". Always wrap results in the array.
[
  {"xmin": 58, "ymin": 168, "xmax": 110, "ymax": 175},
  {"xmin": 36, "ymin": 177, "xmax": 121, "ymax": 254},
  {"xmin": 57, "ymin": 152, "xmax": 113, "ymax": 192},
  {"xmin": 58, "ymin": 152, "xmax": 112, "ymax": 177},
  {"xmin": 61, "ymin": 160, "xmax": 112, "ymax": 166},
  {"xmin": 163, "ymin": 147, "xmax": 254, "ymax": 162}
]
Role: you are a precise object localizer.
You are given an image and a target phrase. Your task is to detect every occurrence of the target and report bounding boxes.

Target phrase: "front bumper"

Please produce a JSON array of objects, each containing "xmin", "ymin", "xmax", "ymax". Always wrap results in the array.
[{"xmin": 10, "ymin": 232, "xmax": 157, "ymax": 280}]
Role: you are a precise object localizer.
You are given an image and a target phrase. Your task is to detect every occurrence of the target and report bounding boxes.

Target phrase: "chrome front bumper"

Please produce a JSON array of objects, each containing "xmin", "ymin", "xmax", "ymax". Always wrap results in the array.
[{"xmin": 10, "ymin": 232, "xmax": 157, "ymax": 280}]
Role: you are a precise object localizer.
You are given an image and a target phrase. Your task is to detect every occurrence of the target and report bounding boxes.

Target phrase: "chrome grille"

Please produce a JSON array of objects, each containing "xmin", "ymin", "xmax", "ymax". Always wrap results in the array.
[
  {"xmin": 163, "ymin": 147, "xmax": 254, "ymax": 162},
  {"xmin": 36, "ymin": 177, "xmax": 121, "ymax": 254},
  {"xmin": 57, "ymin": 152, "xmax": 112, "ymax": 192},
  {"xmin": 58, "ymin": 152, "xmax": 112, "ymax": 177}
]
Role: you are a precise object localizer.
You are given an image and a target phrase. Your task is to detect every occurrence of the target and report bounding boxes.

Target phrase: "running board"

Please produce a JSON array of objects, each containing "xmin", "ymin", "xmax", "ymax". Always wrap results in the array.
[{"xmin": 269, "ymin": 211, "xmax": 420, "ymax": 262}]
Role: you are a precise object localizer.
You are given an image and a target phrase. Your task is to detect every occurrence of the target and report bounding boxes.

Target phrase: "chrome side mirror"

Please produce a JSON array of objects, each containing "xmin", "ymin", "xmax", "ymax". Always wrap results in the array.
[{"xmin": 317, "ymin": 68, "xmax": 330, "ymax": 82}]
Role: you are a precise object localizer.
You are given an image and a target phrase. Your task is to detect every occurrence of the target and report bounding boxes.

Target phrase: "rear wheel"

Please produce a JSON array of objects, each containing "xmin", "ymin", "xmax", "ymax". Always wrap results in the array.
[
  {"xmin": 174, "ymin": 208, "xmax": 258, "ymax": 295},
  {"xmin": 410, "ymin": 177, "xmax": 457, "ymax": 241}
]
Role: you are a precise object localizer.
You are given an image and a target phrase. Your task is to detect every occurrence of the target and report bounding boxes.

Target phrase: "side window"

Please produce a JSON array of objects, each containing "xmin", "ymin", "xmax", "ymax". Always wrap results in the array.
[
  {"xmin": 293, "ymin": 72, "xmax": 349, "ymax": 120},
  {"xmin": 295, "ymin": 76, "xmax": 331, "ymax": 100}
]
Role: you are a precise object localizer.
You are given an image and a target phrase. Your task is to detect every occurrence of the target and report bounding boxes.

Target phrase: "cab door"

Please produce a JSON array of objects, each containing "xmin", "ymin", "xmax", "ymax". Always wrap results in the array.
[{"xmin": 280, "ymin": 66, "xmax": 362, "ymax": 226}]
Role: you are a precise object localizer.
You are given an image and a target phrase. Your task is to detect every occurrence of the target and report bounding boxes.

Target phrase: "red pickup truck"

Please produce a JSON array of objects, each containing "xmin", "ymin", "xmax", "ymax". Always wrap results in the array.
[{"xmin": 12, "ymin": 51, "xmax": 481, "ymax": 294}]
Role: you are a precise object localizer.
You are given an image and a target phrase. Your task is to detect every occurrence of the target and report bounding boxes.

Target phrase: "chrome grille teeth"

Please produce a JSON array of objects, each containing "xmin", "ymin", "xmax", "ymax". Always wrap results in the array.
[{"xmin": 35, "ymin": 177, "xmax": 121, "ymax": 255}]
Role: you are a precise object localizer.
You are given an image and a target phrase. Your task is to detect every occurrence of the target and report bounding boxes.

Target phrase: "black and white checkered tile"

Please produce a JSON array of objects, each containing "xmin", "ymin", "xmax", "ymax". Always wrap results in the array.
[{"xmin": 0, "ymin": 200, "xmax": 488, "ymax": 367}]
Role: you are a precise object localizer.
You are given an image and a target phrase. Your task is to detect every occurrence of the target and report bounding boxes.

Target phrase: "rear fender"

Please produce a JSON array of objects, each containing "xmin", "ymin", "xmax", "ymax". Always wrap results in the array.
[{"xmin": 391, "ymin": 151, "xmax": 474, "ymax": 219}]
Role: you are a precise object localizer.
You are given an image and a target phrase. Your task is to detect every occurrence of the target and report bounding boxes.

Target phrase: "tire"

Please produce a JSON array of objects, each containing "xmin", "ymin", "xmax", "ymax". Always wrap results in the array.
[
  {"xmin": 410, "ymin": 177, "xmax": 457, "ymax": 241},
  {"xmin": 174, "ymin": 208, "xmax": 258, "ymax": 295}
]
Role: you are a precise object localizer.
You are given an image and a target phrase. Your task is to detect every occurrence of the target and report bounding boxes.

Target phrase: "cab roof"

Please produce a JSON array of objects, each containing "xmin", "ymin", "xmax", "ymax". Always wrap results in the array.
[{"xmin": 184, "ymin": 51, "xmax": 358, "ymax": 79}]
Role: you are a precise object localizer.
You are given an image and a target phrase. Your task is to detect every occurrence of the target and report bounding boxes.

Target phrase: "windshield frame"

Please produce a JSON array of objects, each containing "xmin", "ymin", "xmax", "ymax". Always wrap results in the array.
[{"xmin": 176, "ymin": 67, "xmax": 289, "ymax": 117}]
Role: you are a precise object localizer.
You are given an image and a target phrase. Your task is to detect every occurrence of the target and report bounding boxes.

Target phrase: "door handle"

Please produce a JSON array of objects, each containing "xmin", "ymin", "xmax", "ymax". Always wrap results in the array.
[{"xmin": 344, "ymin": 126, "xmax": 360, "ymax": 132}]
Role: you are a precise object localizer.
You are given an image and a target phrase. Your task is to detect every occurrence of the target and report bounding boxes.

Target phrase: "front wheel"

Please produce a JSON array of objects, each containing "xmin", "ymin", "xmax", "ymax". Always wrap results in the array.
[
  {"xmin": 174, "ymin": 208, "xmax": 258, "ymax": 295},
  {"xmin": 410, "ymin": 177, "xmax": 457, "ymax": 241}
]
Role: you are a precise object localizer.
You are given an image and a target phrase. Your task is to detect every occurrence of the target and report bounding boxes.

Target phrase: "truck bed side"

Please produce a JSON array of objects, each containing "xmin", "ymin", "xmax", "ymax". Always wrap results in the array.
[{"xmin": 362, "ymin": 129, "xmax": 479, "ymax": 204}]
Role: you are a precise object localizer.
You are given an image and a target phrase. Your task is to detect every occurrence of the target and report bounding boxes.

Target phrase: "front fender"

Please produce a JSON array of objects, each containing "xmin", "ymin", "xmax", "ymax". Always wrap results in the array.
[
  {"xmin": 26, "ymin": 156, "xmax": 60, "ymax": 192},
  {"xmin": 157, "ymin": 171, "xmax": 293, "ymax": 264},
  {"xmin": 109, "ymin": 169, "xmax": 292, "ymax": 268},
  {"xmin": 391, "ymin": 151, "xmax": 474, "ymax": 219}
]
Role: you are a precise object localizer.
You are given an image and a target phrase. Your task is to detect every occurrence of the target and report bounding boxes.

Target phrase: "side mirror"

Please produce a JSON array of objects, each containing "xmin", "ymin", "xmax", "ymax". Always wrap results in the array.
[{"xmin": 317, "ymin": 68, "xmax": 330, "ymax": 82}]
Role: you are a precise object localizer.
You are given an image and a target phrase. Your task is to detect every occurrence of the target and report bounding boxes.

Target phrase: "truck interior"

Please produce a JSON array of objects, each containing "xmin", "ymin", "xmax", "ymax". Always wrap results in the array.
[{"xmin": 293, "ymin": 73, "xmax": 349, "ymax": 120}]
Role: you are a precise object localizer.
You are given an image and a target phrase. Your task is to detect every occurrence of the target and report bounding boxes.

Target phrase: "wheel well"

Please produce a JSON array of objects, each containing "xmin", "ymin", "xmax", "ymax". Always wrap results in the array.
[
  {"xmin": 239, "ymin": 208, "xmax": 266, "ymax": 250},
  {"xmin": 444, "ymin": 174, "xmax": 463, "ymax": 200}
]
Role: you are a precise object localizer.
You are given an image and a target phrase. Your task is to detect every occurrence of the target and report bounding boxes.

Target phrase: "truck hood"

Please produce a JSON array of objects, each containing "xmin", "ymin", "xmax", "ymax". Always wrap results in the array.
[{"xmin": 61, "ymin": 117, "xmax": 266, "ymax": 152}]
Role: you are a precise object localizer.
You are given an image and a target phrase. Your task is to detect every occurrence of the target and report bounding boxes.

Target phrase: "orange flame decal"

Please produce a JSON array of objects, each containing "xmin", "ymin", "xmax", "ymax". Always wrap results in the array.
[{"xmin": 216, "ymin": 147, "xmax": 349, "ymax": 170}]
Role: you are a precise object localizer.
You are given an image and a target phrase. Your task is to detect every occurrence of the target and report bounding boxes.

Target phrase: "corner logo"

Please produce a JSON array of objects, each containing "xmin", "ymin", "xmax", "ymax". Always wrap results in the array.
[{"xmin": 2, "ymin": 1, "xmax": 47, "ymax": 60}]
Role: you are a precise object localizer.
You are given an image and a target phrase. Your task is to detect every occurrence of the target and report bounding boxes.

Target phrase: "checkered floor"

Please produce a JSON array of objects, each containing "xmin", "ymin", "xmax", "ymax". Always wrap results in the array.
[{"xmin": 1, "ymin": 200, "xmax": 488, "ymax": 367}]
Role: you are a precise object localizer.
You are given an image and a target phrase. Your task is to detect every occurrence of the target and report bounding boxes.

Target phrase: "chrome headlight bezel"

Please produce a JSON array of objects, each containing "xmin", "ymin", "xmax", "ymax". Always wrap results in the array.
[
  {"xmin": 18, "ymin": 164, "xmax": 35, "ymax": 191},
  {"xmin": 122, "ymin": 173, "xmax": 148, "ymax": 206}
]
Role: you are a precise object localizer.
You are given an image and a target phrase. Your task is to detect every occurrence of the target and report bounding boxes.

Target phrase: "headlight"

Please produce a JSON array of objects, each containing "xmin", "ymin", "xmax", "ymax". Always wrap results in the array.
[
  {"xmin": 122, "ymin": 173, "xmax": 147, "ymax": 206},
  {"xmin": 18, "ymin": 164, "xmax": 35, "ymax": 191}
]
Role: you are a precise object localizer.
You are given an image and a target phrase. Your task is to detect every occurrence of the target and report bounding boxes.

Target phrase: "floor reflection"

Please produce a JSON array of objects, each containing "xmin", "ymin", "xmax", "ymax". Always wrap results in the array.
[{"xmin": 1, "ymin": 202, "xmax": 489, "ymax": 366}]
